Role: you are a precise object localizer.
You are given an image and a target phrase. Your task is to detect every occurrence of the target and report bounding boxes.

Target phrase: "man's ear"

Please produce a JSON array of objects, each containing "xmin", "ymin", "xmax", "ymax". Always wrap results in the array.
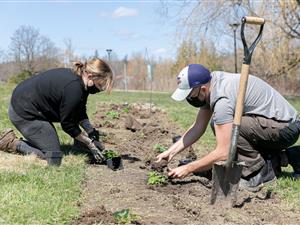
[{"xmin": 200, "ymin": 85, "xmax": 206, "ymax": 93}]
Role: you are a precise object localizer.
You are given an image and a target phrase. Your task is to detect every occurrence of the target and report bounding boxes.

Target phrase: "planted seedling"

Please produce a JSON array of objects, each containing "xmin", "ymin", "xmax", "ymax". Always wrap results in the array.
[
  {"xmin": 106, "ymin": 110, "xmax": 120, "ymax": 119},
  {"xmin": 113, "ymin": 209, "xmax": 140, "ymax": 224},
  {"xmin": 147, "ymin": 171, "xmax": 168, "ymax": 185},
  {"xmin": 103, "ymin": 149, "xmax": 120, "ymax": 159},
  {"xmin": 122, "ymin": 107, "xmax": 130, "ymax": 113},
  {"xmin": 154, "ymin": 143, "xmax": 167, "ymax": 153}
]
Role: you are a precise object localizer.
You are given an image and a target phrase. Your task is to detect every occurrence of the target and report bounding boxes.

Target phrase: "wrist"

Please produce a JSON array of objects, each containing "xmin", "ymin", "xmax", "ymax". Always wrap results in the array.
[{"xmin": 186, "ymin": 163, "xmax": 195, "ymax": 174}]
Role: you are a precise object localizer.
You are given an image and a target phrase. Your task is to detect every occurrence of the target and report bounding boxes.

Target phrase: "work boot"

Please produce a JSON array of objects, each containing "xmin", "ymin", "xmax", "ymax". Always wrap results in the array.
[
  {"xmin": 0, "ymin": 128, "xmax": 21, "ymax": 154},
  {"xmin": 286, "ymin": 146, "xmax": 300, "ymax": 180},
  {"xmin": 239, "ymin": 159, "xmax": 277, "ymax": 192}
]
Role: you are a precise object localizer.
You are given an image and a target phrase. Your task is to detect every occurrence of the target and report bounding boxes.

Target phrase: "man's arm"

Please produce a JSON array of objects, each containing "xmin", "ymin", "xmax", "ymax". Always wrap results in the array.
[
  {"xmin": 168, "ymin": 122, "xmax": 233, "ymax": 179},
  {"xmin": 156, "ymin": 108, "xmax": 212, "ymax": 162}
]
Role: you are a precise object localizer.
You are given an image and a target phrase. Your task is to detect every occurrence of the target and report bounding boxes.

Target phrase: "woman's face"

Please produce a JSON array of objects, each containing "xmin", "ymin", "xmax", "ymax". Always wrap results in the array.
[{"xmin": 84, "ymin": 71, "xmax": 107, "ymax": 93}]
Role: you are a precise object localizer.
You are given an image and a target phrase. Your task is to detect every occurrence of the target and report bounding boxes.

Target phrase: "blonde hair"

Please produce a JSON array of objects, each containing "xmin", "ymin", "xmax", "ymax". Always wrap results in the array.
[{"xmin": 73, "ymin": 58, "xmax": 113, "ymax": 93}]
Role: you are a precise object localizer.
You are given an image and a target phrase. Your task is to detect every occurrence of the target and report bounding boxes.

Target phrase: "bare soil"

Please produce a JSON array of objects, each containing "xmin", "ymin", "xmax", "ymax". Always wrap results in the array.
[{"xmin": 72, "ymin": 103, "xmax": 300, "ymax": 225}]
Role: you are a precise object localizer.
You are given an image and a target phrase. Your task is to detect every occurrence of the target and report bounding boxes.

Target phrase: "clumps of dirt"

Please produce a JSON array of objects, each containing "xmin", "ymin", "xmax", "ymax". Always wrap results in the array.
[
  {"xmin": 71, "ymin": 205, "xmax": 116, "ymax": 225},
  {"xmin": 124, "ymin": 114, "xmax": 143, "ymax": 132},
  {"xmin": 149, "ymin": 159, "xmax": 168, "ymax": 173}
]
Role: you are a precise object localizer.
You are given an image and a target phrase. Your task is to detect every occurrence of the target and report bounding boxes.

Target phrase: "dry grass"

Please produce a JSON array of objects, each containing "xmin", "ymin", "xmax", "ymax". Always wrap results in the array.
[{"xmin": 0, "ymin": 152, "xmax": 47, "ymax": 173}]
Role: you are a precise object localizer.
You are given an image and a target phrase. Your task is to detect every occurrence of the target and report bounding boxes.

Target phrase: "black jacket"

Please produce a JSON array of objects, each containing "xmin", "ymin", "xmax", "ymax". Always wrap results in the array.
[{"xmin": 11, "ymin": 68, "xmax": 89, "ymax": 137}]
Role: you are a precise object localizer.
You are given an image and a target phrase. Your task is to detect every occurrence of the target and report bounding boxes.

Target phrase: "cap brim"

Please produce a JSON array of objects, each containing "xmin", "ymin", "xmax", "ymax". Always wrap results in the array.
[{"xmin": 171, "ymin": 88, "xmax": 192, "ymax": 101}]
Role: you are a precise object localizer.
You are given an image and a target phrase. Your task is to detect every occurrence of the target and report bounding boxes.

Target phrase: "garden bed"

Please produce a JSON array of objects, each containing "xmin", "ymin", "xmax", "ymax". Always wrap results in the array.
[{"xmin": 72, "ymin": 103, "xmax": 300, "ymax": 225}]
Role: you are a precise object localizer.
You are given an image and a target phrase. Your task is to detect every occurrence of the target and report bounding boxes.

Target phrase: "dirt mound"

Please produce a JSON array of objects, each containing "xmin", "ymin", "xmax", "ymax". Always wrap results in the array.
[
  {"xmin": 76, "ymin": 103, "xmax": 300, "ymax": 225},
  {"xmin": 71, "ymin": 205, "xmax": 115, "ymax": 225}
]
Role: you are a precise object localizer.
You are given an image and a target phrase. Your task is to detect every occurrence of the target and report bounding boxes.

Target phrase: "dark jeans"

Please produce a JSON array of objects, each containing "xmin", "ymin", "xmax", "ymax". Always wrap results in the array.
[
  {"xmin": 211, "ymin": 116, "xmax": 300, "ymax": 177},
  {"xmin": 8, "ymin": 104, "xmax": 61, "ymax": 158}
]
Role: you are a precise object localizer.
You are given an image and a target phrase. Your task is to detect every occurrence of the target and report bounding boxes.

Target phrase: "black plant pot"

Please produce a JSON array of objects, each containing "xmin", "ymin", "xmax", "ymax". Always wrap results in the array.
[
  {"xmin": 45, "ymin": 151, "xmax": 63, "ymax": 166},
  {"xmin": 106, "ymin": 156, "xmax": 123, "ymax": 171},
  {"xmin": 172, "ymin": 135, "xmax": 181, "ymax": 144}
]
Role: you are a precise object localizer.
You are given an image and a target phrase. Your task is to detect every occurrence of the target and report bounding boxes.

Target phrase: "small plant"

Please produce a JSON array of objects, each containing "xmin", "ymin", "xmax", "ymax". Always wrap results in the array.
[
  {"xmin": 122, "ymin": 107, "xmax": 130, "ymax": 113},
  {"xmin": 154, "ymin": 143, "xmax": 167, "ymax": 153},
  {"xmin": 106, "ymin": 110, "xmax": 120, "ymax": 119},
  {"xmin": 113, "ymin": 209, "xmax": 140, "ymax": 224},
  {"xmin": 103, "ymin": 149, "xmax": 119, "ymax": 159},
  {"xmin": 147, "ymin": 171, "xmax": 168, "ymax": 185}
]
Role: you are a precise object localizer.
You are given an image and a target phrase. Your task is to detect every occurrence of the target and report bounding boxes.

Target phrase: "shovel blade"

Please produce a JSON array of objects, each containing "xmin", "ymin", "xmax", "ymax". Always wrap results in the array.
[{"xmin": 210, "ymin": 161, "xmax": 244, "ymax": 206}]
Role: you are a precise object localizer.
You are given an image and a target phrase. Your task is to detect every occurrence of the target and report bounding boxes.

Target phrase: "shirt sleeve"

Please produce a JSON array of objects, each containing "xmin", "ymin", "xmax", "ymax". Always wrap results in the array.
[
  {"xmin": 59, "ymin": 81, "xmax": 85, "ymax": 137},
  {"xmin": 212, "ymin": 97, "xmax": 234, "ymax": 125}
]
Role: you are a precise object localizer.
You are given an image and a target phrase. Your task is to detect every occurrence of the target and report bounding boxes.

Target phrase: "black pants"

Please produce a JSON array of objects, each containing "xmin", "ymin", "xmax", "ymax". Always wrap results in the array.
[
  {"xmin": 211, "ymin": 116, "xmax": 300, "ymax": 177},
  {"xmin": 8, "ymin": 104, "xmax": 61, "ymax": 158}
]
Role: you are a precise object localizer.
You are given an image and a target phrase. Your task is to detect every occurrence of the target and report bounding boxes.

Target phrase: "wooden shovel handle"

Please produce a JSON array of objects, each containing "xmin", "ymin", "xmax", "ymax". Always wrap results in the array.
[
  {"xmin": 233, "ymin": 64, "xmax": 250, "ymax": 125},
  {"xmin": 244, "ymin": 16, "xmax": 265, "ymax": 25}
]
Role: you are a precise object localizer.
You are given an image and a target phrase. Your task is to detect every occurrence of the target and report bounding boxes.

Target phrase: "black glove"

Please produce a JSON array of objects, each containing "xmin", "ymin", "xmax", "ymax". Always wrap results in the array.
[
  {"xmin": 90, "ymin": 147, "xmax": 105, "ymax": 163},
  {"xmin": 88, "ymin": 128, "xmax": 100, "ymax": 141},
  {"xmin": 93, "ymin": 140, "xmax": 105, "ymax": 151}
]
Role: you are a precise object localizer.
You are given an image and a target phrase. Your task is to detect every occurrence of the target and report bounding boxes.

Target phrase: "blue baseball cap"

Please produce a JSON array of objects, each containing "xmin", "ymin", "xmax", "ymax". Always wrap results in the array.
[{"xmin": 171, "ymin": 64, "xmax": 211, "ymax": 101}]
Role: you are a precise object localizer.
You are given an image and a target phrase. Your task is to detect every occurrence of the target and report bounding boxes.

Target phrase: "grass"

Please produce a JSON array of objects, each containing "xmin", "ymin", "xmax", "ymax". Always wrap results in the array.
[{"xmin": 0, "ymin": 83, "xmax": 300, "ymax": 223}]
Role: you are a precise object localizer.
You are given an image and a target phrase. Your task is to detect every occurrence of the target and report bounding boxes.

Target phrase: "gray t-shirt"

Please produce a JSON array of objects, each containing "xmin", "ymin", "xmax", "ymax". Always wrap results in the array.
[{"xmin": 209, "ymin": 71, "xmax": 298, "ymax": 124}]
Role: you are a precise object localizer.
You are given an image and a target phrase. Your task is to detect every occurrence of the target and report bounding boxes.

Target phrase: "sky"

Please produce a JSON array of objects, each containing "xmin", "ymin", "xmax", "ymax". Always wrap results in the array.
[{"xmin": 0, "ymin": 0, "xmax": 181, "ymax": 61}]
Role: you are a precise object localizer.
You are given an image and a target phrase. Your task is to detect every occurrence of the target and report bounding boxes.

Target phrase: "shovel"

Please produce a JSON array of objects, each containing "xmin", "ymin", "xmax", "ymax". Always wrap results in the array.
[{"xmin": 210, "ymin": 16, "xmax": 265, "ymax": 206}]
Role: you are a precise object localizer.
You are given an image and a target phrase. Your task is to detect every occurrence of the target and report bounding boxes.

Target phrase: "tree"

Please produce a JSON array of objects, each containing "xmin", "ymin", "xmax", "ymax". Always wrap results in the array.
[
  {"xmin": 160, "ymin": 0, "xmax": 300, "ymax": 94},
  {"xmin": 63, "ymin": 38, "xmax": 75, "ymax": 68},
  {"xmin": 94, "ymin": 49, "xmax": 99, "ymax": 58},
  {"xmin": 277, "ymin": 0, "xmax": 300, "ymax": 39},
  {"xmin": 9, "ymin": 25, "xmax": 59, "ymax": 75}
]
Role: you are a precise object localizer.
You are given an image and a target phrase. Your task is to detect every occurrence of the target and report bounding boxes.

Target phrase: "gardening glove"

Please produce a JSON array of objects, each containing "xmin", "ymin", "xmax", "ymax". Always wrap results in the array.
[
  {"xmin": 88, "ymin": 128, "xmax": 100, "ymax": 141},
  {"xmin": 93, "ymin": 140, "xmax": 105, "ymax": 152},
  {"xmin": 75, "ymin": 132, "xmax": 105, "ymax": 163},
  {"xmin": 87, "ymin": 141, "xmax": 106, "ymax": 163}
]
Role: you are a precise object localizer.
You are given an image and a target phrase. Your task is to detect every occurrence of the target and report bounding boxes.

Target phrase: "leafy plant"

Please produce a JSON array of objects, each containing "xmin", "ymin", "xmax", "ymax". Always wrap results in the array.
[
  {"xmin": 154, "ymin": 143, "xmax": 167, "ymax": 153},
  {"xmin": 113, "ymin": 209, "xmax": 140, "ymax": 224},
  {"xmin": 122, "ymin": 107, "xmax": 130, "ymax": 113},
  {"xmin": 106, "ymin": 111, "xmax": 120, "ymax": 119},
  {"xmin": 147, "ymin": 171, "xmax": 168, "ymax": 185},
  {"xmin": 103, "ymin": 149, "xmax": 119, "ymax": 159}
]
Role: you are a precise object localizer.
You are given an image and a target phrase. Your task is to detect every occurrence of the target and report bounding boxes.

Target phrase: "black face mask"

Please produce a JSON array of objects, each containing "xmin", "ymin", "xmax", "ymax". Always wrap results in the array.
[
  {"xmin": 87, "ymin": 85, "xmax": 101, "ymax": 94},
  {"xmin": 186, "ymin": 97, "xmax": 206, "ymax": 108}
]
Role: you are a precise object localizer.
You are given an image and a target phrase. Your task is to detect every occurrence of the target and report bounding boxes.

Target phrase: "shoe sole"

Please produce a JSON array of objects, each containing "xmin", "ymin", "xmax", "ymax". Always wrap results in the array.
[{"xmin": 240, "ymin": 177, "xmax": 277, "ymax": 192}]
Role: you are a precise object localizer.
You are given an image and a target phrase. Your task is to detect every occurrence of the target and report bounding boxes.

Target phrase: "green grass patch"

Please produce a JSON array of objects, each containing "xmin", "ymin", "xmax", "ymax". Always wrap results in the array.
[{"xmin": 0, "ymin": 155, "xmax": 86, "ymax": 225}]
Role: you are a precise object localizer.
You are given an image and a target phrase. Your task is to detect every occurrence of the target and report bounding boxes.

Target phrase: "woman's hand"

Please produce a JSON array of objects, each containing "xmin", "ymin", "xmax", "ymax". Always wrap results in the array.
[{"xmin": 87, "ymin": 141, "xmax": 105, "ymax": 163}]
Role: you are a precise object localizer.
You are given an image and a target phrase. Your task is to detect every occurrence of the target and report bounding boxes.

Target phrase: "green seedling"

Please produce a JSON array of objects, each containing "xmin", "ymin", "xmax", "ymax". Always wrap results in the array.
[
  {"xmin": 106, "ymin": 110, "xmax": 120, "ymax": 119},
  {"xmin": 103, "ymin": 149, "xmax": 119, "ymax": 159},
  {"xmin": 113, "ymin": 209, "xmax": 140, "ymax": 224},
  {"xmin": 147, "ymin": 171, "xmax": 168, "ymax": 185},
  {"xmin": 154, "ymin": 143, "xmax": 167, "ymax": 153},
  {"xmin": 122, "ymin": 107, "xmax": 130, "ymax": 113}
]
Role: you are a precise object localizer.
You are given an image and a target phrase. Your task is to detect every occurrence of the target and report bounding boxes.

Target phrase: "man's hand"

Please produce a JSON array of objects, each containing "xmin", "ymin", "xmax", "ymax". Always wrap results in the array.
[
  {"xmin": 168, "ymin": 165, "xmax": 191, "ymax": 179},
  {"xmin": 156, "ymin": 150, "xmax": 176, "ymax": 163},
  {"xmin": 88, "ymin": 128, "xmax": 100, "ymax": 141}
]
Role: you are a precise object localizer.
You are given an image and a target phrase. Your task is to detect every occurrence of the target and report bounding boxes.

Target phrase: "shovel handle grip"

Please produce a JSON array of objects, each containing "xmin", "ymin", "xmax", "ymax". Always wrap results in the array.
[{"xmin": 244, "ymin": 16, "xmax": 265, "ymax": 25}]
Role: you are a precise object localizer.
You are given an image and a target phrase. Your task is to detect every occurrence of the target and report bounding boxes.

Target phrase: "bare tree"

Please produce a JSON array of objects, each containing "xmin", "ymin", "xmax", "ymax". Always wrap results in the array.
[
  {"xmin": 159, "ymin": 0, "xmax": 300, "ymax": 94},
  {"xmin": 9, "ymin": 25, "xmax": 59, "ymax": 75},
  {"xmin": 277, "ymin": 0, "xmax": 300, "ymax": 39},
  {"xmin": 63, "ymin": 38, "xmax": 75, "ymax": 68}
]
